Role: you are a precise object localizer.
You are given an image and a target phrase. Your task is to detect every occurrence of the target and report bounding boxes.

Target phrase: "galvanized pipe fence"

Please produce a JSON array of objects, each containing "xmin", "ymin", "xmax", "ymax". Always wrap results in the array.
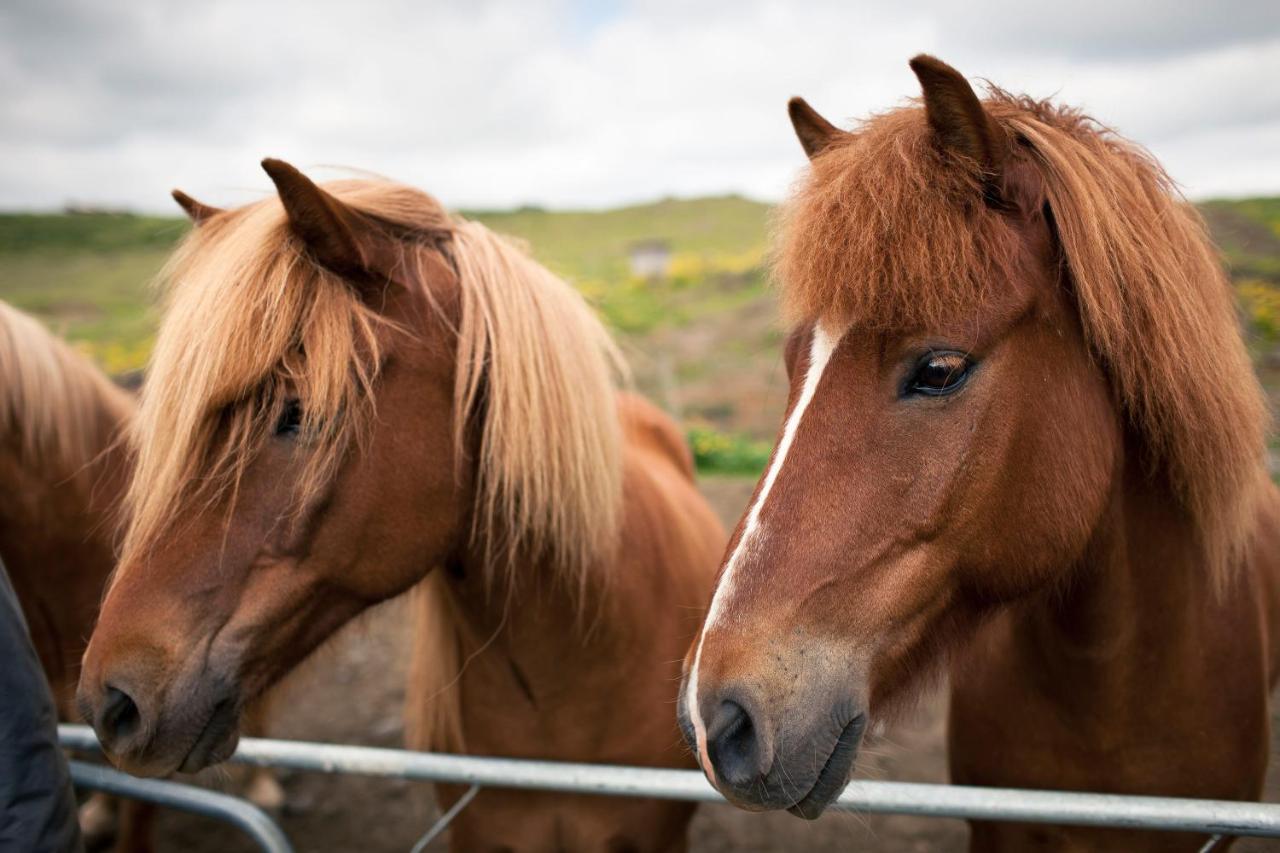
[
  {"xmin": 60, "ymin": 723, "xmax": 1280, "ymax": 850},
  {"xmin": 68, "ymin": 759, "xmax": 295, "ymax": 853}
]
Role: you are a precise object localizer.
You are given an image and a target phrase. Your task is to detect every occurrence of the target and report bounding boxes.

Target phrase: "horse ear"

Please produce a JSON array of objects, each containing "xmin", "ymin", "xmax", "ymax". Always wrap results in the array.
[
  {"xmin": 909, "ymin": 55, "xmax": 1006, "ymax": 177},
  {"xmin": 171, "ymin": 189, "xmax": 223, "ymax": 224},
  {"xmin": 788, "ymin": 97, "xmax": 848, "ymax": 160},
  {"xmin": 260, "ymin": 158, "xmax": 372, "ymax": 279},
  {"xmin": 783, "ymin": 323, "xmax": 812, "ymax": 381}
]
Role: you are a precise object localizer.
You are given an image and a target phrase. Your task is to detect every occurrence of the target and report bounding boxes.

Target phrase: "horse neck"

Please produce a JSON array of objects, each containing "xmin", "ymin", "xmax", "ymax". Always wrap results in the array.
[
  {"xmin": 24, "ymin": 380, "xmax": 130, "ymax": 522},
  {"xmin": 0, "ymin": 396, "xmax": 128, "ymax": 543},
  {"xmin": 0, "ymin": 386, "xmax": 131, "ymax": 714},
  {"xmin": 447, "ymin": 527, "xmax": 631, "ymax": 697},
  {"xmin": 1013, "ymin": 448, "xmax": 1265, "ymax": 713},
  {"xmin": 441, "ymin": 442, "xmax": 697, "ymax": 729}
]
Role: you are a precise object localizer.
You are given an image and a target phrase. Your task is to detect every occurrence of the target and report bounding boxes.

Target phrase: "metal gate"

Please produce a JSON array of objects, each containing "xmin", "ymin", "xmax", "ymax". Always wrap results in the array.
[{"xmin": 60, "ymin": 724, "xmax": 1280, "ymax": 852}]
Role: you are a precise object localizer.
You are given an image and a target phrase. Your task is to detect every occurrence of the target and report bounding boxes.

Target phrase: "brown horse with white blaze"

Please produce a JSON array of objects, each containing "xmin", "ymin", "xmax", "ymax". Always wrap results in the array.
[
  {"xmin": 78, "ymin": 162, "xmax": 723, "ymax": 851},
  {"xmin": 681, "ymin": 56, "xmax": 1280, "ymax": 850}
]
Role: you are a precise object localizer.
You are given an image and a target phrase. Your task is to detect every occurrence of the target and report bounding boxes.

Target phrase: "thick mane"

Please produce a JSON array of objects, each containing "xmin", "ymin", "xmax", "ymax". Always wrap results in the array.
[
  {"xmin": 778, "ymin": 91, "xmax": 1267, "ymax": 581},
  {"xmin": 0, "ymin": 300, "xmax": 132, "ymax": 480},
  {"xmin": 450, "ymin": 219, "xmax": 625, "ymax": 595},
  {"xmin": 778, "ymin": 106, "xmax": 1021, "ymax": 333},
  {"xmin": 124, "ymin": 178, "xmax": 624, "ymax": 595}
]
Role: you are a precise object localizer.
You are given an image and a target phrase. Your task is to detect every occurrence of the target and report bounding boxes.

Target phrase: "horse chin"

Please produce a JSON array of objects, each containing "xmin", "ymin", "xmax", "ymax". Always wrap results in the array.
[
  {"xmin": 177, "ymin": 697, "xmax": 242, "ymax": 774},
  {"xmin": 785, "ymin": 713, "xmax": 865, "ymax": 820}
]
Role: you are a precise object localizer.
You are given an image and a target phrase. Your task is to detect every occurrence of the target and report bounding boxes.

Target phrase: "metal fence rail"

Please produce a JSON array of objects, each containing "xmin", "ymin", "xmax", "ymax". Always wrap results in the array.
[
  {"xmin": 69, "ymin": 759, "xmax": 294, "ymax": 853},
  {"xmin": 59, "ymin": 724, "xmax": 1280, "ymax": 843}
]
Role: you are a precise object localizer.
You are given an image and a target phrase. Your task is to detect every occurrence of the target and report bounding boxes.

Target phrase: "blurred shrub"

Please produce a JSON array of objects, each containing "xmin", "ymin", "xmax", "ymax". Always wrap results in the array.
[
  {"xmin": 1238, "ymin": 278, "xmax": 1280, "ymax": 345},
  {"xmin": 687, "ymin": 425, "xmax": 772, "ymax": 476},
  {"xmin": 579, "ymin": 247, "xmax": 768, "ymax": 336},
  {"xmin": 74, "ymin": 337, "xmax": 154, "ymax": 376}
]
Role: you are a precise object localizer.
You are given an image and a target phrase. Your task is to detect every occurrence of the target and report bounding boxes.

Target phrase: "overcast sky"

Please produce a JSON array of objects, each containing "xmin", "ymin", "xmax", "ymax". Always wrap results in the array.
[{"xmin": 2, "ymin": 0, "xmax": 1278, "ymax": 213}]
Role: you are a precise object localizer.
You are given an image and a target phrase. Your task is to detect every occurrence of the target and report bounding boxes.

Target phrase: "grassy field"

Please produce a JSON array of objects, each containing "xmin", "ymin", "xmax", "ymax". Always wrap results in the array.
[
  {"xmin": 3, "ymin": 195, "xmax": 1279, "ymax": 472},
  {"xmin": 0, "ymin": 197, "xmax": 774, "ymax": 365}
]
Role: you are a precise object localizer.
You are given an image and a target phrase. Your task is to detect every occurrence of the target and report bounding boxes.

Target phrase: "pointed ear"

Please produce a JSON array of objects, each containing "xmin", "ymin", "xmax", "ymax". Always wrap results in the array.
[
  {"xmin": 261, "ymin": 158, "xmax": 372, "ymax": 279},
  {"xmin": 171, "ymin": 189, "xmax": 223, "ymax": 224},
  {"xmin": 909, "ymin": 55, "xmax": 1006, "ymax": 176},
  {"xmin": 788, "ymin": 97, "xmax": 848, "ymax": 160}
]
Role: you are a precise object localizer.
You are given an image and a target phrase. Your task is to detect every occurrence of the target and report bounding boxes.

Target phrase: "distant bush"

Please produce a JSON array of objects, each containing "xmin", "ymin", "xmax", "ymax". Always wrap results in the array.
[
  {"xmin": 667, "ymin": 247, "xmax": 765, "ymax": 286},
  {"xmin": 1238, "ymin": 278, "xmax": 1280, "ymax": 345},
  {"xmin": 74, "ymin": 338, "xmax": 155, "ymax": 377},
  {"xmin": 687, "ymin": 425, "xmax": 772, "ymax": 476},
  {"xmin": 578, "ymin": 276, "xmax": 674, "ymax": 334},
  {"xmin": 576, "ymin": 246, "xmax": 769, "ymax": 336}
]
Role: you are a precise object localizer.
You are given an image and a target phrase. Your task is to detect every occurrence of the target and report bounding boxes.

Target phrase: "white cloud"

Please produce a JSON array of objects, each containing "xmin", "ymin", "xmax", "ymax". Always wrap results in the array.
[{"xmin": 1, "ymin": 0, "xmax": 1277, "ymax": 212}]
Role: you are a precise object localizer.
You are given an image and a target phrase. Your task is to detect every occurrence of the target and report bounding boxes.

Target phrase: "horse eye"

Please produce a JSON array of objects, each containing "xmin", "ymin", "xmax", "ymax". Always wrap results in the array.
[
  {"xmin": 276, "ymin": 399, "xmax": 303, "ymax": 436},
  {"xmin": 907, "ymin": 352, "xmax": 973, "ymax": 397}
]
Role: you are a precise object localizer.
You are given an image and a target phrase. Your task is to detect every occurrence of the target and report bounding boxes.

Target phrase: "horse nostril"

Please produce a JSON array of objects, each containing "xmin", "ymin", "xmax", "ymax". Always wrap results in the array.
[
  {"xmin": 98, "ymin": 685, "xmax": 142, "ymax": 749},
  {"xmin": 707, "ymin": 699, "xmax": 766, "ymax": 788}
]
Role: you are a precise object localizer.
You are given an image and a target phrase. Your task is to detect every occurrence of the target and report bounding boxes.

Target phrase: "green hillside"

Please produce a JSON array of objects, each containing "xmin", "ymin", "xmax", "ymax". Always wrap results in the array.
[
  {"xmin": 2, "ymin": 195, "xmax": 1278, "ymax": 473},
  {"xmin": 1201, "ymin": 198, "xmax": 1280, "ymax": 282},
  {"xmin": 0, "ymin": 212, "xmax": 188, "ymax": 253},
  {"xmin": 0, "ymin": 199, "xmax": 776, "ymax": 378},
  {"xmin": 0, "ymin": 214, "xmax": 184, "ymax": 372},
  {"xmin": 473, "ymin": 195, "xmax": 771, "ymax": 279}
]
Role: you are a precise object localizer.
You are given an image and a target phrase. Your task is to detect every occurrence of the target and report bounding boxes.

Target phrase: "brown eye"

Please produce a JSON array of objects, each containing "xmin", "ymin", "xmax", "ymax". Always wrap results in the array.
[
  {"xmin": 907, "ymin": 352, "xmax": 973, "ymax": 396},
  {"xmin": 276, "ymin": 399, "xmax": 303, "ymax": 436}
]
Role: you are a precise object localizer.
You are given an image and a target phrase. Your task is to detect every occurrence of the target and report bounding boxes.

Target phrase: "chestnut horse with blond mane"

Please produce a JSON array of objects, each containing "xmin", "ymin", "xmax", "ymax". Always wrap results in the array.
[
  {"xmin": 78, "ymin": 162, "xmax": 723, "ymax": 851},
  {"xmin": 682, "ymin": 56, "xmax": 1280, "ymax": 851},
  {"xmin": 0, "ymin": 300, "xmax": 132, "ymax": 718},
  {"xmin": 0, "ymin": 300, "xmax": 158, "ymax": 851},
  {"xmin": 0, "ymin": 300, "xmax": 286, "ymax": 851}
]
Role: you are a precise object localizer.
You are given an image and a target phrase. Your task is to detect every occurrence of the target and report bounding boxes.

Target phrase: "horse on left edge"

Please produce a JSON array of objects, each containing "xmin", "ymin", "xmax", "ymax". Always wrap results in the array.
[
  {"xmin": 0, "ymin": 299, "xmax": 284, "ymax": 852},
  {"xmin": 0, "ymin": 299, "xmax": 157, "ymax": 852},
  {"xmin": 0, "ymin": 299, "xmax": 133, "ymax": 726}
]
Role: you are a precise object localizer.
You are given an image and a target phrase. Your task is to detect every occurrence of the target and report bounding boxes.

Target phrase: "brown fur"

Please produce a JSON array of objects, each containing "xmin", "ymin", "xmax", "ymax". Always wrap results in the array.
[
  {"xmin": 1, "ymin": 302, "xmax": 162, "ymax": 853},
  {"xmin": 120, "ymin": 181, "xmax": 623, "ymax": 601},
  {"xmin": 777, "ymin": 86, "xmax": 1265, "ymax": 582},
  {"xmin": 0, "ymin": 301, "xmax": 285, "ymax": 852},
  {"xmin": 0, "ymin": 299, "xmax": 132, "ymax": 714},
  {"xmin": 404, "ymin": 395, "xmax": 702, "ymax": 757},
  {"xmin": 80, "ymin": 164, "xmax": 724, "ymax": 852},
  {"xmin": 685, "ymin": 56, "xmax": 1280, "ymax": 851}
]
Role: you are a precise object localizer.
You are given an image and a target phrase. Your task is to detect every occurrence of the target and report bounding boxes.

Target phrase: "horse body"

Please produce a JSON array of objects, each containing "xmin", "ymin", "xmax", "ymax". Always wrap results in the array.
[
  {"xmin": 0, "ymin": 453, "xmax": 126, "ymax": 713},
  {"xmin": 0, "ymin": 302, "xmax": 163, "ymax": 851},
  {"xmin": 421, "ymin": 393, "xmax": 721, "ymax": 851},
  {"xmin": 0, "ymin": 301, "xmax": 287, "ymax": 849},
  {"xmin": 0, "ymin": 300, "xmax": 133, "ymax": 716},
  {"xmin": 681, "ymin": 55, "xmax": 1279, "ymax": 851},
  {"xmin": 78, "ymin": 165, "xmax": 723, "ymax": 851},
  {"xmin": 951, "ymin": 467, "xmax": 1280, "ymax": 850}
]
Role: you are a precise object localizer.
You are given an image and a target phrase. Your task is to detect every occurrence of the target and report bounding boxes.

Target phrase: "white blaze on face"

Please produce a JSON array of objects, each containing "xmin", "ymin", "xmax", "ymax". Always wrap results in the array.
[{"xmin": 685, "ymin": 323, "xmax": 840, "ymax": 776}]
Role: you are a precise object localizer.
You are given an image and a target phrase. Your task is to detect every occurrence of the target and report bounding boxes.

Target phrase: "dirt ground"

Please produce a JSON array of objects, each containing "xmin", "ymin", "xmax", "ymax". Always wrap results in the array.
[{"xmin": 125, "ymin": 477, "xmax": 1280, "ymax": 852}]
